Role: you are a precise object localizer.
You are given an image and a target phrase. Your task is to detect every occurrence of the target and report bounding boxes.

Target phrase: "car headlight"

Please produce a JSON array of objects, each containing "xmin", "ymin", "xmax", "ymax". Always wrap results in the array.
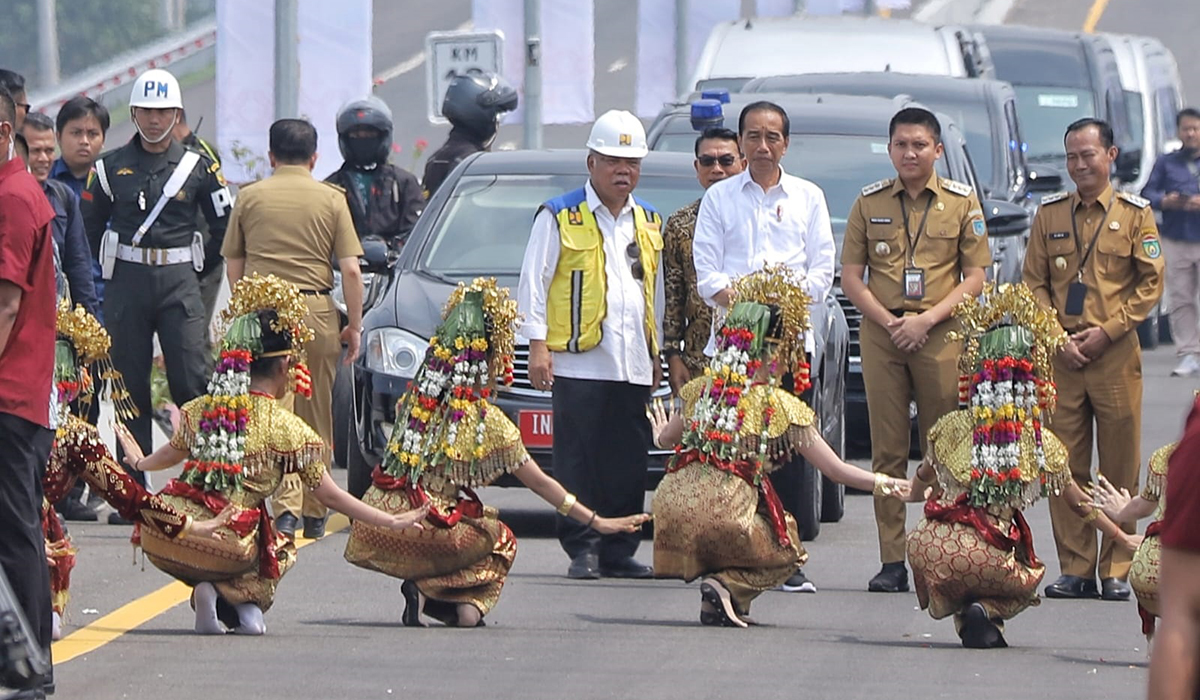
[{"xmin": 364, "ymin": 327, "xmax": 427, "ymax": 378}]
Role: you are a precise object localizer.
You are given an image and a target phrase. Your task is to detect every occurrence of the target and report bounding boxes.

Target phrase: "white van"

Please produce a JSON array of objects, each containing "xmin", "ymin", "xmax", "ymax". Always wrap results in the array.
[
  {"xmin": 1106, "ymin": 34, "xmax": 1186, "ymax": 192},
  {"xmin": 688, "ymin": 15, "xmax": 991, "ymax": 94}
]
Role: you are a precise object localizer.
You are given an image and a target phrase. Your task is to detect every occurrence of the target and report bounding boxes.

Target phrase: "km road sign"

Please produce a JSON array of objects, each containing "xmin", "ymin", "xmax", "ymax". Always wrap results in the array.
[{"xmin": 425, "ymin": 29, "xmax": 504, "ymax": 124}]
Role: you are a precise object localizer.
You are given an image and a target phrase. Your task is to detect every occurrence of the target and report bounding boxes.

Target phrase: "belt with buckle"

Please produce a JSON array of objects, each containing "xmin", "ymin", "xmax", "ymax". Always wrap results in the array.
[
  {"xmin": 299, "ymin": 289, "xmax": 332, "ymax": 296},
  {"xmin": 115, "ymin": 244, "xmax": 193, "ymax": 266}
]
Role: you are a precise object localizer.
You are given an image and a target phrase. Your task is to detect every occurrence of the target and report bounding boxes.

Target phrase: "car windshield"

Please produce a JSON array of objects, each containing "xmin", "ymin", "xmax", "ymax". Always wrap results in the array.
[
  {"xmin": 419, "ymin": 174, "xmax": 702, "ymax": 276},
  {"xmin": 653, "ymin": 131, "xmax": 949, "ymax": 229},
  {"xmin": 1012, "ymin": 86, "xmax": 1096, "ymax": 162}
]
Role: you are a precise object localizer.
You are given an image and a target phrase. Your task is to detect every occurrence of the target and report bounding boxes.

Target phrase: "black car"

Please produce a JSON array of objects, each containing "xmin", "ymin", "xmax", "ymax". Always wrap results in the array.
[
  {"xmin": 342, "ymin": 150, "xmax": 850, "ymax": 540},
  {"xmin": 647, "ymin": 93, "xmax": 1029, "ymax": 449}
]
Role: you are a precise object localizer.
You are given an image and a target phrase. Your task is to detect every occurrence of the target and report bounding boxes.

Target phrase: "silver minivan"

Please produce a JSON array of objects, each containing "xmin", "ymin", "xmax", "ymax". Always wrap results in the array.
[{"xmin": 1106, "ymin": 33, "xmax": 1186, "ymax": 193}]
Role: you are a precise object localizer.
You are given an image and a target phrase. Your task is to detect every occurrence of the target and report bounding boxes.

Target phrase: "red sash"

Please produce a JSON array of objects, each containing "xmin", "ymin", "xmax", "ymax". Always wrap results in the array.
[
  {"xmin": 666, "ymin": 451, "xmax": 792, "ymax": 548},
  {"xmin": 370, "ymin": 466, "xmax": 483, "ymax": 527},
  {"xmin": 924, "ymin": 494, "xmax": 1041, "ymax": 568}
]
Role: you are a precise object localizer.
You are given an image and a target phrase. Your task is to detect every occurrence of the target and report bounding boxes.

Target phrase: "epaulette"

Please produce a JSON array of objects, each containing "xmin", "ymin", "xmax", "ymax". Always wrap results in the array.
[
  {"xmin": 1040, "ymin": 192, "xmax": 1069, "ymax": 205},
  {"xmin": 320, "ymin": 180, "xmax": 346, "ymax": 194},
  {"xmin": 861, "ymin": 178, "xmax": 892, "ymax": 196},
  {"xmin": 940, "ymin": 178, "xmax": 973, "ymax": 197},
  {"xmin": 1117, "ymin": 191, "xmax": 1150, "ymax": 208}
]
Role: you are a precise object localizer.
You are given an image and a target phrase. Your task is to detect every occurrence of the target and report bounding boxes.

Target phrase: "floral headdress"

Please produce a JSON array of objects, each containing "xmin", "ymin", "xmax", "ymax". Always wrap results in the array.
[
  {"xmin": 55, "ymin": 300, "xmax": 137, "ymax": 423},
  {"xmin": 178, "ymin": 274, "xmax": 314, "ymax": 493},
  {"xmin": 675, "ymin": 264, "xmax": 812, "ymax": 480},
  {"xmin": 382, "ymin": 277, "xmax": 519, "ymax": 488},
  {"xmin": 946, "ymin": 283, "xmax": 1069, "ymax": 508}
]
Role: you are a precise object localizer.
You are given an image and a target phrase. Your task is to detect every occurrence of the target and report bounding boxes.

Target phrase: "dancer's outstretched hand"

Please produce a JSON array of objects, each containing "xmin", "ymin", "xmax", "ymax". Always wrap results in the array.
[
  {"xmin": 592, "ymin": 513, "xmax": 652, "ymax": 535},
  {"xmin": 190, "ymin": 505, "xmax": 237, "ymax": 540},
  {"xmin": 388, "ymin": 503, "xmax": 430, "ymax": 531},
  {"xmin": 646, "ymin": 397, "xmax": 676, "ymax": 450},
  {"xmin": 113, "ymin": 422, "xmax": 146, "ymax": 469},
  {"xmin": 1086, "ymin": 474, "xmax": 1132, "ymax": 522}
]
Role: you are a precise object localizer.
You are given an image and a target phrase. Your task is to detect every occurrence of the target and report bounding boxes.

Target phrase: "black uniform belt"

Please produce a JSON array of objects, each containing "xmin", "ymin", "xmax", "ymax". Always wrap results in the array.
[
  {"xmin": 299, "ymin": 289, "xmax": 332, "ymax": 296},
  {"xmin": 888, "ymin": 308, "xmax": 922, "ymax": 316}
]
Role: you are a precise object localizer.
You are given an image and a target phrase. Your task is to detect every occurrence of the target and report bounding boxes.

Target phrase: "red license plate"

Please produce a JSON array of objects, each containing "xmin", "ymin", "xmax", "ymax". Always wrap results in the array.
[{"xmin": 519, "ymin": 410, "xmax": 554, "ymax": 448}]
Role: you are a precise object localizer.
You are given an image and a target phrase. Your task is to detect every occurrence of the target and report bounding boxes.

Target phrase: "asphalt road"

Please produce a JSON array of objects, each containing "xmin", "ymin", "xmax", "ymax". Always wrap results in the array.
[{"xmin": 43, "ymin": 344, "xmax": 1194, "ymax": 700}]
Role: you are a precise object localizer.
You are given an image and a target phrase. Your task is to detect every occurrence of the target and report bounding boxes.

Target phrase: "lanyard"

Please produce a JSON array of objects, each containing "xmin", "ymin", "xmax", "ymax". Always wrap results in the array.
[
  {"xmin": 1070, "ymin": 194, "xmax": 1116, "ymax": 282},
  {"xmin": 899, "ymin": 191, "xmax": 935, "ymax": 265}
]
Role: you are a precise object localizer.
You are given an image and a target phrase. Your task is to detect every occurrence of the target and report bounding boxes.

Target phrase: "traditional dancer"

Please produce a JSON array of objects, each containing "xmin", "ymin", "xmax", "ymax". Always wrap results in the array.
[
  {"xmin": 344, "ymin": 278, "xmax": 650, "ymax": 628},
  {"xmin": 42, "ymin": 302, "xmax": 231, "ymax": 639},
  {"xmin": 905, "ymin": 283, "xmax": 1140, "ymax": 649},
  {"xmin": 646, "ymin": 265, "xmax": 911, "ymax": 628},
  {"xmin": 114, "ymin": 274, "xmax": 428, "ymax": 635},
  {"xmin": 1088, "ymin": 443, "xmax": 1173, "ymax": 644}
]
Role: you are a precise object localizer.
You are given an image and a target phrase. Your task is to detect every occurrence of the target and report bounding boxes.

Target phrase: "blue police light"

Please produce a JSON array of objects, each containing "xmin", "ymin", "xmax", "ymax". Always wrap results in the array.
[
  {"xmin": 700, "ymin": 88, "xmax": 731, "ymax": 104},
  {"xmin": 690, "ymin": 99, "xmax": 724, "ymax": 132}
]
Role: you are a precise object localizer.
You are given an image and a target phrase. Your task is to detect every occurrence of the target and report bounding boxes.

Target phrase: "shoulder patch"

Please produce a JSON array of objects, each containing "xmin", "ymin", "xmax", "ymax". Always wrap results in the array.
[
  {"xmin": 939, "ymin": 178, "xmax": 973, "ymax": 197},
  {"xmin": 861, "ymin": 178, "xmax": 893, "ymax": 196},
  {"xmin": 1118, "ymin": 191, "xmax": 1150, "ymax": 209},
  {"xmin": 1040, "ymin": 192, "xmax": 1069, "ymax": 205}
]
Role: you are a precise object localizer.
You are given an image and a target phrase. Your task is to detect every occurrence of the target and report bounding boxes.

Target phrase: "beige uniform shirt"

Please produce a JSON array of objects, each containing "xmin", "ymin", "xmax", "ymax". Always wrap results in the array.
[
  {"xmin": 842, "ymin": 173, "xmax": 991, "ymax": 312},
  {"xmin": 1022, "ymin": 184, "xmax": 1164, "ymax": 339},
  {"xmin": 221, "ymin": 165, "xmax": 363, "ymax": 290}
]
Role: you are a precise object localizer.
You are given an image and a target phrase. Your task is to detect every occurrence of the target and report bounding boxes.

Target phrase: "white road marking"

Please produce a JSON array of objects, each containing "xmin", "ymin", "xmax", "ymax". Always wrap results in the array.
[
  {"xmin": 607, "ymin": 58, "xmax": 628, "ymax": 73},
  {"xmin": 373, "ymin": 19, "xmax": 473, "ymax": 85}
]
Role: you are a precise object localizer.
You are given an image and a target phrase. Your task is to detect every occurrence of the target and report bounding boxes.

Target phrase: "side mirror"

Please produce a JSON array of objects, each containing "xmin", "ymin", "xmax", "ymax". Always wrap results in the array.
[
  {"xmin": 360, "ymin": 236, "xmax": 391, "ymax": 273},
  {"xmin": 1115, "ymin": 148, "xmax": 1142, "ymax": 183},
  {"xmin": 982, "ymin": 199, "xmax": 1029, "ymax": 238},
  {"xmin": 1026, "ymin": 165, "xmax": 1065, "ymax": 194}
]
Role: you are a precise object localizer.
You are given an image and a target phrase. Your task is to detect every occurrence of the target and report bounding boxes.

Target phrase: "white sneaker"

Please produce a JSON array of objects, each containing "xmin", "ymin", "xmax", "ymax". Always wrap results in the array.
[{"xmin": 1172, "ymin": 354, "xmax": 1200, "ymax": 377}]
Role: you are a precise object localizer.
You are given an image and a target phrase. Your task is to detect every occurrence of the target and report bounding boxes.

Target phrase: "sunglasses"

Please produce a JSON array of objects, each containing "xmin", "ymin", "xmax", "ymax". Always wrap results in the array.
[
  {"xmin": 697, "ymin": 154, "xmax": 738, "ymax": 167},
  {"xmin": 626, "ymin": 241, "xmax": 644, "ymax": 281}
]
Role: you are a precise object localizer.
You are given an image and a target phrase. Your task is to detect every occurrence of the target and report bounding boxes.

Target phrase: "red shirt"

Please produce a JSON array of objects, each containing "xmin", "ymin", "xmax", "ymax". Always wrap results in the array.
[
  {"xmin": 1163, "ymin": 395, "xmax": 1200, "ymax": 552},
  {"xmin": 0, "ymin": 156, "xmax": 56, "ymax": 428}
]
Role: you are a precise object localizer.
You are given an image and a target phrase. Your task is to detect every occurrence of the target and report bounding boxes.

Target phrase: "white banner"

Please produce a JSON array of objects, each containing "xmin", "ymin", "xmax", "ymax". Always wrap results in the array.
[
  {"xmin": 215, "ymin": 0, "xmax": 372, "ymax": 183},
  {"xmin": 471, "ymin": 0, "xmax": 595, "ymax": 125},
  {"xmin": 634, "ymin": 0, "xmax": 741, "ymax": 118}
]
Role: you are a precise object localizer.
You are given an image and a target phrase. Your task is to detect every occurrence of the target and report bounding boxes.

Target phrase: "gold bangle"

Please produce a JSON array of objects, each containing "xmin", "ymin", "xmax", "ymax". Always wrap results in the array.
[
  {"xmin": 557, "ymin": 493, "xmax": 577, "ymax": 517},
  {"xmin": 1082, "ymin": 507, "xmax": 1100, "ymax": 523},
  {"xmin": 873, "ymin": 473, "xmax": 900, "ymax": 498}
]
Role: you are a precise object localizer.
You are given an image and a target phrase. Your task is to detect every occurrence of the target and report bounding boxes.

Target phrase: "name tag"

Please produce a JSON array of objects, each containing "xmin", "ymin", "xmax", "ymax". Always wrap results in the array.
[
  {"xmin": 870, "ymin": 217, "xmax": 892, "ymax": 224},
  {"xmin": 1049, "ymin": 231, "xmax": 1070, "ymax": 240}
]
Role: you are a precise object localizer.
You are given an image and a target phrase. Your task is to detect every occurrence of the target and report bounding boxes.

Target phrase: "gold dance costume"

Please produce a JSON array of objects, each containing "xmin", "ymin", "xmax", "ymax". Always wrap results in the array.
[
  {"xmin": 1130, "ymin": 443, "xmax": 1169, "ymax": 637},
  {"xmin": 344, "ymin": 279, "xmax": 528, "ymax": 621}
]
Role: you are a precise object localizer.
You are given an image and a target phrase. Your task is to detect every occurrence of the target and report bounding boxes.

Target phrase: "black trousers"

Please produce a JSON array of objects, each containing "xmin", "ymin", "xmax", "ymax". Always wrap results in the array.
[
  {"xmin": 104, "ymin": 262, "xmax": 211, "ymax": 485},
  {"xmin": 552, "ymin": 377, "xmax": 651, "ymax": 563},
  {"xmin": 0, "ymin": 412, "xmax": 54, "ymax": 660}
]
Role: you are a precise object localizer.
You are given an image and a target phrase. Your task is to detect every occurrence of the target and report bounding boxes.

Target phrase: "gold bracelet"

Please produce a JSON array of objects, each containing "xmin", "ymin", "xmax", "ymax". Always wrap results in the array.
[
  {"xmin": 557, "ymin": 493, "xmax": 577, "ymax": 517},
  {"xmin": 1082, "ymin": 507, "xmax": 1101, "ymax": 523},
  {"xmin": 873, "ymin": 473, "xmax": 899, "ymax": 498}
]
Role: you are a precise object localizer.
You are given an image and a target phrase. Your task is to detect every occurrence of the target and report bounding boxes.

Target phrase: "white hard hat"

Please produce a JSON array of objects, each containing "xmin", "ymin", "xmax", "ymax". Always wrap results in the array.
[
  {"xmin": 586, "ymin": 110, "xmax": 648, "ymax": 158},
  {"xmin": 130, "ymin": 69, "xmax": 183, "ymax": 110}
]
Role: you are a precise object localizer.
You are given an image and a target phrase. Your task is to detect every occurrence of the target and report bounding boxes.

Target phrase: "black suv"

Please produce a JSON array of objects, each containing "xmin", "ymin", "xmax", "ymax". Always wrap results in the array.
[
  {"xmin": 342, "ymin": 150, "xmax": 850, "ymax": 540},
  {"xmin": 646, "ymin": 93, "xmax": 1029, "ymax": 448}
]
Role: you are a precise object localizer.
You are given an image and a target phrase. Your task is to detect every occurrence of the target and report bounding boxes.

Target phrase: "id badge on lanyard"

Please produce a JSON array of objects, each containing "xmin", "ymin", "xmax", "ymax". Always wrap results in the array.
[{"xmin": 1066, "ymin": 195, "xmax": 1114, "ymax": 317}]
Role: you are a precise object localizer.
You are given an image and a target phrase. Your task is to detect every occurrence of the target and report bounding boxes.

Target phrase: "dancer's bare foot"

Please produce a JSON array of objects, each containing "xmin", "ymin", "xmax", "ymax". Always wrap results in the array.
[{"xmin": 455, "ymin": 603, "xmax": 482, "ymax": 628}]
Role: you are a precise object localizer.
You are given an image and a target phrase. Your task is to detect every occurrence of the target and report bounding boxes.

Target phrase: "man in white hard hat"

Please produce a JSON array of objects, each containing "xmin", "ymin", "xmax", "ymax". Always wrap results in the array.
[
  {"xmin": 80, "ymin": 68, "xmax": 233, "ymax": 521},
  {"xmin": 517, "ymin": 109, "xmax": 664, "ymax": 580}
]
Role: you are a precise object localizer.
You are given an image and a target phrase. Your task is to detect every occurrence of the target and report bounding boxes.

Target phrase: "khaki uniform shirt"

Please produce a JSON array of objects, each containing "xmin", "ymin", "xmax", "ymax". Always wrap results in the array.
[
  {"xmin": 661, "ymin": 199, "xmax": 713, "ymax": 375},
  {"xmin": 842, "ymin": 173, "xmax": 991, "ymax": 312},
  {"xmin": 1022, "ymin": 184, "xmax": 1164, "ymax": 339},
  {"xmin": 221, "ymin": 165, "xmax": 363, "ymax": 291}
]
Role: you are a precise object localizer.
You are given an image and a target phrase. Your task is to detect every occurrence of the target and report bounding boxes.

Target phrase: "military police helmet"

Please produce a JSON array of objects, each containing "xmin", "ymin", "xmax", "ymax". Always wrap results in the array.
[
  {"xmin": 441, "ymin": 72, "xmax": 518, "ymax": 141},
  {"xmin": 336, "ymin": 96, "xmax": 394, "ymax": 169}
]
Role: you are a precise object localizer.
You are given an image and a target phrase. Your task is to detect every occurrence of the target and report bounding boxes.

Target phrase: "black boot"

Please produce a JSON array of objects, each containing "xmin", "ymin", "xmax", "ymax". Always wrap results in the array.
[
  {"xmin": 868, "ymin": 562, "xmax": 909, "ymax": 592},
  {"xmin": 959, "ymin": 602, "xmax": 1007, "ymax": 649}
]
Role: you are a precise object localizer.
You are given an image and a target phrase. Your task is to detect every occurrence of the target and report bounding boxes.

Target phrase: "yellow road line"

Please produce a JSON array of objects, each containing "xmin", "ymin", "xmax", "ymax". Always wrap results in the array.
[
  {"xmin": 1082, "ymin": 0, "xmax": 1110, "ymax": 32},
  {"xmin": 52, "ymin": 513, "xmax": 351, "ymax": 664}
]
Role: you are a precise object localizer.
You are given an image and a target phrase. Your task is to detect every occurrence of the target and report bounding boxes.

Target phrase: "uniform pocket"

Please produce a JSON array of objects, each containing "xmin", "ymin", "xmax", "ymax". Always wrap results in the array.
[
  {"xmin": 866, "ymin": 224, "xmax": 904, "ymax": 269},
  {"xmin": 922, "ymin": 227, "xmax": 958, "ymax": 262},
  {"xmin": 1095, "ymin": 232, "xmax": 1132, "ymax": 275}
]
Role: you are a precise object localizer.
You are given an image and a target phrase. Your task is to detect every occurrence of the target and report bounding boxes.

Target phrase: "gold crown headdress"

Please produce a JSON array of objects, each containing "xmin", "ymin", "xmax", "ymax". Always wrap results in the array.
[
  {"xmin": 55, "ymin": 300, "xmax": 137, "ymax": 422},
  {"xmin": 728, "ymin": 263, "xmax": 812, "ymax": 382}
]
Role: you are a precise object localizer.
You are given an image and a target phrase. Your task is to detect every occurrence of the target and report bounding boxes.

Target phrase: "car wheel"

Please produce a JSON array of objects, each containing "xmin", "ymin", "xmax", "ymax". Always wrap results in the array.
[
  {"xmin": 346, "ymin": 395, "xmax": 373, "ymax": 499},
  {"xmin": 820, "ymin": 361, "xmax": 847, "ymax": 524},
  {"xmin": 331, "ymin": 361, "xmax": 352, "ymax": 469}
]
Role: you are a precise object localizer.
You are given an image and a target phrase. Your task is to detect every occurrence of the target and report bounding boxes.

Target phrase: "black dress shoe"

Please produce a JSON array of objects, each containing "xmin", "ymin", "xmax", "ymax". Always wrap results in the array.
[
  {"xmin": 1101, "ymin": 577, "xmax": 1131, "ymax": 601},
  {"xmin": 567, "ymin": 552, "xmax": 600, "ymax": 580},
  {"xmin": 274, "ymin": 513, "xmax": 298, "ymax": 539},
  {"xmin": 868, "ymin": 562, "xmax": 910, "ymax": 592},
  {"xmin": 599, "ymin": 556, "xmax": 653, "ymax": 579},
  {"xmin": 107, "ymin": 511, "xmax": 133, "ymax": 526},
  {"xmin": 302, "ymin": 515, "xmax": 327, "ymax": 540},
  {"xmin": 959, "ymin": 602, "xmax": 1007, "ymax": 649},
  {"xmin": 400, "ymin": 580, "xmax": 426, "ymax": 627},
  {"xmin": 1044, "ymin": 575, "xmax": 1099, "ymax": 599},
  {"xmin": 56, "ymin": 497, "xmax": 98, "ymax": 522}
]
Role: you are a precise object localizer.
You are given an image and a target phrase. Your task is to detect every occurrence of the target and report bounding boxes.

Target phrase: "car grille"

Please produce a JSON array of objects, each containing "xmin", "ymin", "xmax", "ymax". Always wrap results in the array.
[
  {"xmin": 504, "ymin": 345, "xmax": 670, "ymax": 398},
  {"xmin": 835, "ymin": 288, "xmax": 862, "ymax": 362}
]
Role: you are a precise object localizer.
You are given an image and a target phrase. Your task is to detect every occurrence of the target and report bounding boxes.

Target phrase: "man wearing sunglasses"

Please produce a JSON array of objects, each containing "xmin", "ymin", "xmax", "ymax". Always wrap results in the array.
[
  {"xmin": 518, "ymin": 109, "xmax": 665, "ymax": 581},
  {"xmin": 662, "ymin": 127, "xmax": 744, "ymax": 397}
]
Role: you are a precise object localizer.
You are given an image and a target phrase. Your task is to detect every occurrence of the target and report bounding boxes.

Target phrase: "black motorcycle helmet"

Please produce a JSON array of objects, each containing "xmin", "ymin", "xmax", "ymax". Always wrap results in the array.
[
  {"xmin": 441, "ymin": 72, "xmax": 518, "ymax": 142},
  {"xmin": 336, "ymin": 96, "xmax": 393, "ymax": 169}
]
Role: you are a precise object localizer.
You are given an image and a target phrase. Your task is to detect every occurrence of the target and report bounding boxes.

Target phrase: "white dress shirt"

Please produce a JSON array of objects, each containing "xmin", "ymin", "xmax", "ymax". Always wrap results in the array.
[
  {"xmin": 692, "ymin": 167, "xmax": 837, "ymax": 353},
  {"xmin": 517, "ymin": 181, "xmax": 665, "ymax": 386}
]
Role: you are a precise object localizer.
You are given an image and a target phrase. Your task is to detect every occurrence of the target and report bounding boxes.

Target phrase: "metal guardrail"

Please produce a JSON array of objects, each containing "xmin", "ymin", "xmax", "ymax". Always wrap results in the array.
[{"xmin": 27, "ymin": 17, "xmax": 216, "ymax": 120}]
